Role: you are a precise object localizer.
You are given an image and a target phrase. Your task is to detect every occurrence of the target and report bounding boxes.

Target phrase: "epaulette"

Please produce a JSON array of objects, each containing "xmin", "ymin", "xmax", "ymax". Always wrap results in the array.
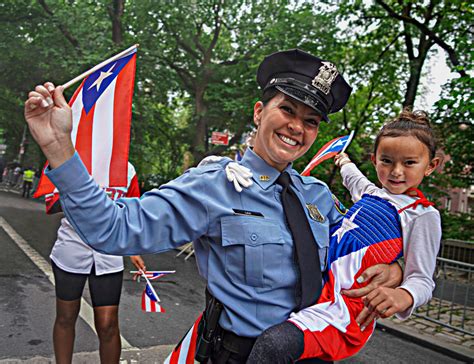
[{"xmin": 189, "ymin": 157, "xmax": 233, "ymax": 175}]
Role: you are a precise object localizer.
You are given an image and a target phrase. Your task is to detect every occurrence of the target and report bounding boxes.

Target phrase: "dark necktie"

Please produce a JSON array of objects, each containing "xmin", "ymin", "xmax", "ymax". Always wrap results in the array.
[{"xmin": 277, "ymin": 171, "xmax": 322, "ymax": 310}]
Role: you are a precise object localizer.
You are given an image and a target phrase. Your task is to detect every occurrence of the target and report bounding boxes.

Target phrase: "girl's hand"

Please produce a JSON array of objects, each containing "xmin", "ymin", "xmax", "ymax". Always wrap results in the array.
[
  {"xmin": 130, "ymin": 255, "xmax": 146, "ymax": 281},
  {"xmin": 24, "ymin": 82, "xmax": 75, "ymax": 168},
  {"xmin": 359, "ymin": 287, "xmax": 414, "ymax": 331},
  {"xmin": 334, "ymin": 153, "xmax": 351, "ymax": 167}
]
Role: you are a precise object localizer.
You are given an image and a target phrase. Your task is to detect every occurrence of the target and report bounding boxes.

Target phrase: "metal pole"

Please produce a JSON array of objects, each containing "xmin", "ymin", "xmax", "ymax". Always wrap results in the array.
[{"xmin": 17, "ymin": 125, "xmax": 27, "ymax": 165}]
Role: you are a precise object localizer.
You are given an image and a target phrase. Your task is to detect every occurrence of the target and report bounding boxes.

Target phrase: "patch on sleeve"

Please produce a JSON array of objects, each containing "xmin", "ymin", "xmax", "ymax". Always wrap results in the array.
[{"xmin": 332, "ymin": 194, "xmax": 347, "ymax": 215}]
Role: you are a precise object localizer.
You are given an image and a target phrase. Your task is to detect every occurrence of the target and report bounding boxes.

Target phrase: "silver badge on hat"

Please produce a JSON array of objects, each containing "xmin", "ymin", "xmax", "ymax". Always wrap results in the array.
[
  {"xmin": 306, "ymin": 203, "xmax": 325, "ymax": 222},
  {"xmin": 312, "ymin": 62, "xmax": 339, "ymax": 95}
]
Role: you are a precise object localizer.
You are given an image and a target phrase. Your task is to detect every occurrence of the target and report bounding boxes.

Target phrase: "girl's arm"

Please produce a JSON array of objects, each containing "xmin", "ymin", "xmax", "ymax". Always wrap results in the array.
[
  {"xmin": 335, "ymin": 154, "xmax": 379, "ymax": 202},
  {"xmin": 396, "ymin": 210, "xmax": 442, "ymax": 319},
  {"xmin": 365, "ymin": 210, "xmax": 441, "ymax": 320}
]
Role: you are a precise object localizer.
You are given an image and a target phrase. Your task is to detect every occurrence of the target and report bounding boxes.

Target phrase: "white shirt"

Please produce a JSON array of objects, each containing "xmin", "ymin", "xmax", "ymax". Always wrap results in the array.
[
  {"xmin": 341, "ymin": 163, "xmax": 441, "ymax": 319},
  {"xmin": 50, "ymin": 163, "xmax": 139, "ymax": 275}
]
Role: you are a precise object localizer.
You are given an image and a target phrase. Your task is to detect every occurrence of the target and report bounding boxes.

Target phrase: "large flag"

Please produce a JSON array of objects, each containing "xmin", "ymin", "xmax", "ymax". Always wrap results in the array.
[
  {"xmin": 34, "ymin": 46, "xmax": 137, "ymax": 207},
  {"xmin": 301, "ymin": 131, "xmax": 354, "ymax": 176}
]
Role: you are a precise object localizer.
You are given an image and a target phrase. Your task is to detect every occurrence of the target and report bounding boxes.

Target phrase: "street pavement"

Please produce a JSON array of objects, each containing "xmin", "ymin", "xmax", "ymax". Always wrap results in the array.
[{"xmin": 0, "ymin": 190, "xmax": 469, "ymax": 363}]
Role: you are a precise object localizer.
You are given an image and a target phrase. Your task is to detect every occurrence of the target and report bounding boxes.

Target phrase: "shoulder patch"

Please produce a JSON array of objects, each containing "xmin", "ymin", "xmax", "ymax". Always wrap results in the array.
[{"xmin": 332, "ymin": 194, "xmax": 347, "ymax": 215}]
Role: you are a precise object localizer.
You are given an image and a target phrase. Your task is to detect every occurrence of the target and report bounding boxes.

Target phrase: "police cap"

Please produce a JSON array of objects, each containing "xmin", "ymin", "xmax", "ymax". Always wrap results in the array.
[{"xmin": 257, "ymin": 49, "xmax": 352, "ymax": 122}]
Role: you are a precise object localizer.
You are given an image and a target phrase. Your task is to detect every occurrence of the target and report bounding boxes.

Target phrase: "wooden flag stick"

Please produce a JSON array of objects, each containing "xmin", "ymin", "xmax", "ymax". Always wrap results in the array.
[{"xmin": 61, "ymin": 44, "xmax": 138, "ymax": 90}]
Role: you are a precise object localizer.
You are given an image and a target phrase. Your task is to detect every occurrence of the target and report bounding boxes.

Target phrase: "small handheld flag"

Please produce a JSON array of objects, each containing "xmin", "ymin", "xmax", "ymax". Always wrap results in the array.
[
  {"xmin": 301, "ymin": 131, "xmax": 354, "ymax": 176},
  {"xmin": 34, "ymin": 45, "xmax": 138, "ymax": 211},
  {"xmin": 134, "ymin": 270, "xmax": 174, "ymax": 313}
]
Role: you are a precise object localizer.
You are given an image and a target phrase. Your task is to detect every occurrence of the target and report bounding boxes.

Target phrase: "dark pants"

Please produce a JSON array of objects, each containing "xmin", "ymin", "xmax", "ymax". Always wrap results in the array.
[{"xmin": 22, "ymin": 181, "xmax": 32, "ymax": 198}]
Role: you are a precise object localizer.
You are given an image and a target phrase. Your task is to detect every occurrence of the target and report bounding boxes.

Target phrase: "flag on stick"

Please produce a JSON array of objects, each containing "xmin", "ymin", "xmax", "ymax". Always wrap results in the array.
[
  {"xmin": 142, "ymin": 284, "xmax": 165, "ymax": 313},
  {"xmin": 301, "ymin": 131, "xmax": 354, "ymax": 176},
  {"xmin": 34, "ymin": 45, "xmax": 138, "ymax": 208}
]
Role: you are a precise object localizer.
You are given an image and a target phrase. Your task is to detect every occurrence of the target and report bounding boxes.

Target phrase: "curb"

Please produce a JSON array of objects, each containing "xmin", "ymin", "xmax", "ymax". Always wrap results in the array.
[{"xmin": 377, "ymin": 319, "xmax": 474, "ymax": 363}]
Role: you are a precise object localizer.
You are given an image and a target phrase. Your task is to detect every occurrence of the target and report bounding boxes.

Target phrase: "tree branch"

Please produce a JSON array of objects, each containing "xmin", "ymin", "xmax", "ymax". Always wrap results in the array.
[
  {"xmin": 375, "ymin": 0, "xmax": 467, "ymax": 76},
  {"xmin": 37, "ymin": 0, "xmax": 82, "ymax": 54}
]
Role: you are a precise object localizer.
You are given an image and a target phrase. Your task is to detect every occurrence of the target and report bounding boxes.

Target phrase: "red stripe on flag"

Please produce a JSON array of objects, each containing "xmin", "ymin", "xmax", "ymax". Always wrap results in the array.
[
  {"xmin": 33, "ymin": 163, "xmax": 55, "ymax": 198},
  {"xmin": 75, "ymin": 105, "xmax": 95, "ymax": 174},
  {"xmin": 186, "ymin": 317, "xmax": 201, "ymax": 364},
  {"xmin": 109, "ymin": 54, "xmax": 136, "ymax": 186},
  {"xmin": 68, "ymin": 80, "xmax": 84, "ymax": 107}
]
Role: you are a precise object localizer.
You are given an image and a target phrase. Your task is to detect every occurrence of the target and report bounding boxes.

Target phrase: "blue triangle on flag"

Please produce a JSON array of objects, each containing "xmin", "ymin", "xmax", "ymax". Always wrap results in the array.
[{"xmin": 82, "ymin": 53, "xmax": 135, "ymax": 114}]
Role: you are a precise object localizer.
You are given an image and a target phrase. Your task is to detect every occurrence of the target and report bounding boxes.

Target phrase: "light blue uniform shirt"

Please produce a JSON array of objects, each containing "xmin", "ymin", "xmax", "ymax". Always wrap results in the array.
[{"xmin": 46, "ymin": 148, "xmax": 343, "ymax": 337}]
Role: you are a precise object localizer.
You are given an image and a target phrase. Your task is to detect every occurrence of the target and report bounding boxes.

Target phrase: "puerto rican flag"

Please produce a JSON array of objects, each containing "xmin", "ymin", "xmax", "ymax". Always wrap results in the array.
[
  {"xmin": 164, "ymin": 315, "xmax": 202, "ymax": 364},
  {"xmin": 301, "ymin": 131, "xmax": 354, "ymax": 176},
  {"xmin": 34, "ymin": 46, "xmax": 137, "ymax": 205},
  {"xmin": 289, "ymin": 195, "xmax": 403, "ymax": 361},
  {"xmin": 142, "ymin": 281, "xmax": 165, "ymax": 313},
  {"xmin": 143, "ymin": 271, "xmax": 175, "ymax": 281}
]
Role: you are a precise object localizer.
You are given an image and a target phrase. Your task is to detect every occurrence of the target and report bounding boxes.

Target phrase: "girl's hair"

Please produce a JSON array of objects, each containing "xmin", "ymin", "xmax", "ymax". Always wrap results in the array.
[{"xmin": 374, "ymin": 109, "xmax": 437, "ymax": 159}]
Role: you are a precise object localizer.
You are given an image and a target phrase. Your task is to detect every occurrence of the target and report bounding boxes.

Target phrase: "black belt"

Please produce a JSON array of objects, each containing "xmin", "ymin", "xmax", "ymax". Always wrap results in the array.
[{"xmin": 219, "ymin": 327, "xmax": 256, "ymax": 359}]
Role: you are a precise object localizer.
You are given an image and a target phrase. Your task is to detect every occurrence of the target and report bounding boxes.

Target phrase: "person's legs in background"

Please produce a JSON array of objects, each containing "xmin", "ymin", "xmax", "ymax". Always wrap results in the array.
[
  {"xmin": 89, "ymin": 268, "xmax": 123, "ymax": 363},
  {"xmin": 51, "ymin": 262, "xmax": 88, "ymax": 364}
]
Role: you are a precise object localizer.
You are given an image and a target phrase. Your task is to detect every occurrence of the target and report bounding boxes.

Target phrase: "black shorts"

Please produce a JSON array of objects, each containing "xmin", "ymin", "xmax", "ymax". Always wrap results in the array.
[{"xmin": 52, "ymin": 261, "xmax": 123, "ymax": 307}]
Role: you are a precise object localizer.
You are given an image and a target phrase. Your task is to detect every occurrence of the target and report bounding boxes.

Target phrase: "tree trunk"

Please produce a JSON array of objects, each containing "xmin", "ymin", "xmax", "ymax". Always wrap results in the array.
[
  {"xmin": 109, "ymin": 0, "xmax": 124, "ymax": 45},
  {"xmin": 191, "ymin": 86, "xmax": 208, "ymax": 163}
]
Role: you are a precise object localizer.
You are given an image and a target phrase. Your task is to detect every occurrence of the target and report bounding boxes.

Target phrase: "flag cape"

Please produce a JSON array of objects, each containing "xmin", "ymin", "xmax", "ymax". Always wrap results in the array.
[
  {"xmin": 289, "ymin": 195, "xmax": 403, "ymax": 360},
  {"xmin": 34, "ymin": 46, "xmax": 137, "ymax": 203},
  {"xmin": 301, "ymin": 132, "xmax": 354, "ymax": 176}
]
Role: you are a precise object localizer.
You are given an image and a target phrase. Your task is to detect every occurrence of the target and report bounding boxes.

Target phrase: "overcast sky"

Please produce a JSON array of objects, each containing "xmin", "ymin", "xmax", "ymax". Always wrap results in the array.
[{"xmin": 415, "ymin": 47, "xmax": 456, "ymax": 111}]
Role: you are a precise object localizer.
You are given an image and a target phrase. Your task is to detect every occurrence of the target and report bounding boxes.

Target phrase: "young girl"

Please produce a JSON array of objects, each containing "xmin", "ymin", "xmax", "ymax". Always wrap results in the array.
[{"xmin": 247, "ymin": 109, "xmax": 442, "ymax": 363}]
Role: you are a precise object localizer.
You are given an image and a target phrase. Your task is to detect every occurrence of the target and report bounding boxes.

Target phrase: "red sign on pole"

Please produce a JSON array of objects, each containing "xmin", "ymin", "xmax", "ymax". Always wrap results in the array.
[{"xmin": 211, "ymin": 132, "xmax": 229, "ymax": 145}]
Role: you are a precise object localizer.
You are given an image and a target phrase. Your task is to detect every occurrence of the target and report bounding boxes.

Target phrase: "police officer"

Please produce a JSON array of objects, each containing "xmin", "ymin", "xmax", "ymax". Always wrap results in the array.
[{"xmin": 24, "ymin": 49, "xmax": 402, "ymax": 363}]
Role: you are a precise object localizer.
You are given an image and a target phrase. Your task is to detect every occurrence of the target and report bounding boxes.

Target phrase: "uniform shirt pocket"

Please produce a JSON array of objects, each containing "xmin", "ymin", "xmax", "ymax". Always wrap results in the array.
[
  {"xmin": 308, "ymin": 219, "xmax": 330, "ymax": 272},
  {"xmin": 221, "ymin": 215, "xmax": 284, "ymax": 288}
]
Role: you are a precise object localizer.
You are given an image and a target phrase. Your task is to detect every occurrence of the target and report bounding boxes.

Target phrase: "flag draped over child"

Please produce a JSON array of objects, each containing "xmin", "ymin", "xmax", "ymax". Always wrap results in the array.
[
  {"xmin": 33, "ymin": 46, "xmax": 137, "ymax": 213},
  {"xmin": 301, "ymin": 131, "xmax": 354, "ymax": 176}
]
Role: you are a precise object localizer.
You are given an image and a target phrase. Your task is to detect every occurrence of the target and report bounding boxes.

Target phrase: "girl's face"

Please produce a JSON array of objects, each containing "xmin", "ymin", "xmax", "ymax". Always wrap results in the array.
[
  {"xmin": 252, "ymin": 93, "xmax": 322, "ymax": 171},
  {"xmin": 371, "ymin": 135, "xmax": 440, "ymax": 194}
]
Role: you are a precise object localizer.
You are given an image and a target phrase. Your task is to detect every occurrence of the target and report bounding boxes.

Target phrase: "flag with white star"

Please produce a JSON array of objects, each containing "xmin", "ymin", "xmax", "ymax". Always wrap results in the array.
[
  {"xmin": 301, "ymin": 132, "xmax": 353, "ymax": 176},
  {"xmin": 34, "ymin": 46, "xmax": 137, "ymax": 200}
]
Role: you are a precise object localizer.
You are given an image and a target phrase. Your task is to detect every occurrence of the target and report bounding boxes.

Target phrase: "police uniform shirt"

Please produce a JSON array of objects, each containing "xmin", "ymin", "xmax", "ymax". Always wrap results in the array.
[
  {"xmin": 49, "ymin": 162, "xmax": 140, "ymax": 275},
  {"xmin": 46, "ymin": 149, "xmax": 343, "ymax": 337}
]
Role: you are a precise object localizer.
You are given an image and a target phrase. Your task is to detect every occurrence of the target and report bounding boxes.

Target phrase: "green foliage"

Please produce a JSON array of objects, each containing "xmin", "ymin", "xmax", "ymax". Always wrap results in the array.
[
  {"xmin": 440, "ymin": 211, "xmax": 474, "ymax": 241},
  {"xmin": 0, "ymin": 0, "xmax": 471, "ymax": 202}
]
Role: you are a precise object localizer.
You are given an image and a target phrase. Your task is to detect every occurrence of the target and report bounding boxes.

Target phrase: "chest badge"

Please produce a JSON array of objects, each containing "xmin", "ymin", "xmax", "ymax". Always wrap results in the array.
[
  {"xmin": 259, "ymin": 175, "xmax": 270, "ymax": 181},
  {"xmin": 306, "ymin": 203, "xmax": 324, "ymax": 222}
]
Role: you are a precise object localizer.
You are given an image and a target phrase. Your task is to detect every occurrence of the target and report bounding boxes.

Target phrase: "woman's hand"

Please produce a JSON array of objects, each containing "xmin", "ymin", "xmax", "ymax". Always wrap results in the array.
[
  {"xmin": 24, "ymin": 82, "xmax": 75, "ymax": 168},
  {"xmin": 130, "ymin": 255, "xmax": 146, "ymax": 281},
  {"xmin": 341, "ymin": 263, "xmax": 403, "ymax": 327}
]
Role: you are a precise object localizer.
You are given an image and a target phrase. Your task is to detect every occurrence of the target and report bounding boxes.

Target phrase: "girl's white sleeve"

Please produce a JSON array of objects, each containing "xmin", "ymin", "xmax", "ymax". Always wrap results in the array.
[
  {"xmin": 396, "ymin": 211, "xmax": 442, "ymax": 320},
  {"xmin": 340, "ymin": 163, "xmax": 380, "ymax": 203}
]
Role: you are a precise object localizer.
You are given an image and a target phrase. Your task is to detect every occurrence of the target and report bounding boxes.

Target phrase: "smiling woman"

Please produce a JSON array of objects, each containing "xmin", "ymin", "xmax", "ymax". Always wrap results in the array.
[{"xmin": 24, "ymin": 49, "xmax": 404, "ymax": 364}]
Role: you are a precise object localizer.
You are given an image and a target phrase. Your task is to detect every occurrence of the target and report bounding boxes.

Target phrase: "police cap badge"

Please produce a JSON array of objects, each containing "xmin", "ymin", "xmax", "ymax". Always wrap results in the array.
[{"xmin": 257, "ymin": 49, "xmax": 352, "ymax": 122}]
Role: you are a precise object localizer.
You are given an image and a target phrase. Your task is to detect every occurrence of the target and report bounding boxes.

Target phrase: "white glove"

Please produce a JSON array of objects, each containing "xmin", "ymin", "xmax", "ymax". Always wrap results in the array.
[
  {"xmin": 198, "ymin": 155, "xmax": 225, "ymax": 167},
  {"xmin": 225, "ymin": 162, "xmax": 253, "ymax": 193}
]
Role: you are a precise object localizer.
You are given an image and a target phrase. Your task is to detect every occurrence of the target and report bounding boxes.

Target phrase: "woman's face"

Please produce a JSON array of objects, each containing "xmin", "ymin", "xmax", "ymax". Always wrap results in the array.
[{"xmin": 253, "ymin": 92, "xmax": 322, "ymax": 171}]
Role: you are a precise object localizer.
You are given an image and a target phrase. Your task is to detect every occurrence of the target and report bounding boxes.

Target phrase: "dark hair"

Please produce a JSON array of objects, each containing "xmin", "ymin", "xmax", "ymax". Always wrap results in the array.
[
  {"xmin": 374, "ymin": 109, "xmax": 437, "ymax": 159},
  {"xmin": 261, "ymin": 88, "xmax": 280, "ymax": 105}
]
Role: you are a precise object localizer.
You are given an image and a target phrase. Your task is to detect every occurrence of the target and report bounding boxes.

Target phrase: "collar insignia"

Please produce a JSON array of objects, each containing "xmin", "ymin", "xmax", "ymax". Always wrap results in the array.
[
  {"xmin": 332, "ymin": 194, "xmax": 347, "ymax": 215},
  {"xmin": 312, "ymin": 61, "xmax": 338, "ymax": 95},
  {"xmin": 259, "ymin": 175, "xmax": 270, "ymax": 181},
  {"xmin": 306, "ymin": 203, "xmax": 324, "ymax": 222}
]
